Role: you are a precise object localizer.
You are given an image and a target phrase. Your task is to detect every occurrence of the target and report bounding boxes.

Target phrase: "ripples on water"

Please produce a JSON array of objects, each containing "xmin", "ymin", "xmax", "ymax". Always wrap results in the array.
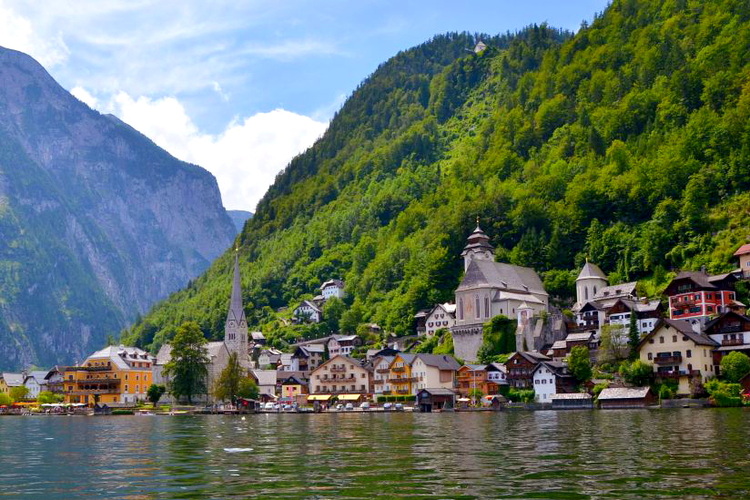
[{"xmin": 1, "ymin": 409, "xmax": 749, "ymax": 499}]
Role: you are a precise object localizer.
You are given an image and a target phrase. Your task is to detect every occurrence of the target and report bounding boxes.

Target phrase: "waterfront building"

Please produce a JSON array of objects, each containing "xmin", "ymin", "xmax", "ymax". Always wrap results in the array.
[
  {"xmin": 664, "ymin": 270, "xmax": 742, "ymax": 324},
  {"xmin": 279, "ymin": 375, "xmax": 308, "ymax": 404},
  {"xmin": 532, "ymin": 361, "xmax": 575, "ymax": 403},
  {"xmin": 485, "ymin": 362, "xmax": 508, "ymax": 389},
  {"xmin": 63, "ymin": 346, "xmax": 154, "ymax": 405},
  {"xmin": 385, "ymin": 353, "xmax": 417, "ymax": 395},
  {"xmin": 257, "ymin": 348, "xmax": 283, "ymax": 368},
  {"xmin": 550, "ymin": 393, "xmax": 593, "ymax": 409},
  {"xmin": 22, "ymin": 371, "xmax": 50, "ymax": 399},
  {"xmin": 43, "ymin": 366, "xmax": 65, "ymax": 394},
  {"xmin": 416, "ymin": 388, "xmax": 458, "ymax": 412},
  {"xmin": 504, "ymin": 351, "xmax": 550, "ymax": 389},
  {"xmin": 424, "ymin": 303, "xmax": 456, "ymax": 337},
  {"xmin": 251, "ymin": 369, "xmax": 279, "ymax": 400},
  {"xmin": 637, "ymin": 318, "xmax": 717, "ymax": 395},
  {"xmin": 310, "ymin": 355, "xmax": 372, "ymax": 400},
  {"xmin": 456, "ymin": 364, "xmax": 496, "ymax": 399},
  {"xmin": 410, "ymin": 354, "xmax": 460, "ymax": 393},
  {"xmin": 598, "ymin": 387, "xmax": 656, "ymax": 409},
  {"xmin": 372, "ymin": 355, "xmax": 395, "ymax": 395},
  {"xmin": 451, "ymin": 225, "xmax": 548, "ymax": 362},
  {"xmin": 0, "ymin": 372, "xmax": 24, "ymax": 395}
]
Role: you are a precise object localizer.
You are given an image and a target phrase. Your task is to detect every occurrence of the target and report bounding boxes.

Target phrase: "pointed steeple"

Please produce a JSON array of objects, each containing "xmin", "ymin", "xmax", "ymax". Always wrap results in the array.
[
  {"xmin": 461, "ymin": 222, "xmax": 494, "ymax": 271},
  {"xmin": 224, "ymin": 250, "xmax": 249, "ymax": 369}
]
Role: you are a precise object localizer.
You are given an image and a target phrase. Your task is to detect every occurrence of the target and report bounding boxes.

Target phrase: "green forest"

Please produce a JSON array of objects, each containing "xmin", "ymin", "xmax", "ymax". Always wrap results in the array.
[{"xmin": 124, "ymin": 0, "xmax": 750, "ymax": 352}]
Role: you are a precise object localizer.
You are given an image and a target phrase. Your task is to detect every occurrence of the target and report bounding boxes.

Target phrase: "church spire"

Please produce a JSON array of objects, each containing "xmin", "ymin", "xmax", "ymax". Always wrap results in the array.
[
  {"xmin": 225, "ymin": 250, "xmax": 249, "ymax": 369},
  {"xmin": 461, "ymin": 221, "xmax": 494, "ymax": 271}
]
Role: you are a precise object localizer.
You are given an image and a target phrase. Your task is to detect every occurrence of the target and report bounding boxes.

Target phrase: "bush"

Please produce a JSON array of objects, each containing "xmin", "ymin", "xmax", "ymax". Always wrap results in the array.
[
  {"xmin": 507, "ymin": 388, "xmax": 535, "ymax": 403},
  {"xmin": 720, "ymin": 352, "xmax": 750, "ymax": 383},
  {"xmin": 620, "ymin": 360, "xmax": 654, "ymax": 386},
  {"xmin": 592, "ymin": 382, "xmax": 610, "ymax": 398},
  {"xmin": 658, "ymin": 384, "xmax": 676, "ymax": 400},
  {"xmin": 704, "ymin": 379, "xmax": 743, "ymax": 407}
]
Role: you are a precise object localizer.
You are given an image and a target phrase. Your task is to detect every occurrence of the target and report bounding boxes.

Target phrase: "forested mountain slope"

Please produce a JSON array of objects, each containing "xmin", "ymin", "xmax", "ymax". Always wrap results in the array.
[
  {"xmin": 126, "ymin": 0, "xmax": 750, "ymax": 351},
  {"xmin": 0, "ymin": 47, "xmax": 236, "ymax": 369}
]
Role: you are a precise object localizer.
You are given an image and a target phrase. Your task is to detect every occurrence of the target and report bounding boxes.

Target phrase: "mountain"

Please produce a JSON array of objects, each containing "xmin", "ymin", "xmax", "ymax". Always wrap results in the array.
[
  {"xmin": 127, "ymin": 0, "xmax": 750, "ymax": 352},
  {"xmin": 0, "ymin": 47, "xmax": 236, "ymax": 369},
  {"xmin": 227, "ymin": 210, "xmax": 253, "ymax": 234}
]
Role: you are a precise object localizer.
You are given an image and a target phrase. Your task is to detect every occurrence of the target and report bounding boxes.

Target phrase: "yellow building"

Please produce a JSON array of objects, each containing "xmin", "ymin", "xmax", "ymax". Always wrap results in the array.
[
  {"xmin": 387, "ymin": 354, "xmax": 417, "ymax": 395},
  {"xmin": 63, "ymin": 345, "xmax": 155, "ymax": 406},
  {"xmin": 0, "ymin": 373, "xmax": 24, "ymax": 396},
  {"xmin": 638, "ymin": 318, "xmax": 718, "ymax": 395}
]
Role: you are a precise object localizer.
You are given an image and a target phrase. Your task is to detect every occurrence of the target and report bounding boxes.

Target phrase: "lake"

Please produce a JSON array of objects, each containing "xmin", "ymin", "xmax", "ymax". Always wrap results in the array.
[{"xmin": 1, "ymin": 409, "xmax": 749, "ymax": 499}]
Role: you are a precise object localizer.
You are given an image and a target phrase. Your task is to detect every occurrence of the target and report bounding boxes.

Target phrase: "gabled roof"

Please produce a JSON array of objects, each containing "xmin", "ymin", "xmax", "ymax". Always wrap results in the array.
[
  {"xmin": 704, "ymin": 311, "xmax": 750, "ymax": 333},
  {"xmin": 509, "ymin": 351, "xmax": 551, "ymax": 364},
  {"xmin": 577, "ymin": 261, "xmax": 606, "ymax": 281},
  {"xmin": 252, "ymin": 369, "xmax": 278, "ymax": 386},
  {"xmin": 533, "ymin": 361, "xmax": 570, "ymax": 377},
  {"xmin": 565, "ymin": 332, "xmax": 595, "ymax": 342},
  {"xmin": 413, "ymin": 354, "xmax": 461, "ymax": 371},
  {"xmin": 638, "ymin": 318, "xmax": 718, "ymax": 348},
  {"xmin": 320, "ymin": 279, "xmax": 345, "ymax": 290},
  {"xmin": 551, "ymin": 393, "xmax": 592, "ymax": 400},
  {"xmin": 594, "ymin": 282, "xmax": 637, "ymax": 300},
  {"xmin": 457, "ymin": 259, "xmax": 547, "ymax": 296},
  {"xmin": 458, "ymin": 364, "xmax": 486, "ymax": 372},
  {"xmin": 251, "ymin": 331, "xmax": 265, "ymax": 340},
  {"xmin": 85, "ymin": 345, "xmax": 153, "ymax": 370},
  {"xmin": 579, "ymin": 301, "xmax": 604, "ymax": 312},
  {"xmin": 297, "ymin": 300, "xmax": 322, "ymax": 313},
  {"xmin": 598, "ymin": 387, "xmax": 652, "ymax": 400},
  {"xmin": 417, "ymin": 387, "xmax": 457, "ymax": 396},
  {"xmin": 23, "ymin": 371, "xmax": 49, "ymax": 385},
  {"xmin": 486, "ymin": 362, "xmax": 507, "ymax": 373},
  {"xmin": 734, "ymin": 244, "xmax": 750, "ymax": 256},
  {"xmin": 281, "ymin": 375, "xmax": 307, "ymax": 386},
  {"xmin": 427, "ymin": 302, "xmax": 457, "ymax": 318},
  {"xmin": 1, "ymin": 373, "xmax": 24, "ymax": 386}
]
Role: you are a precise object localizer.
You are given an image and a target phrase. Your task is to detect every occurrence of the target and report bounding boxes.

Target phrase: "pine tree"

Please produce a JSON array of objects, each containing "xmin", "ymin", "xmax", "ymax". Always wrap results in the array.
[{"xmin": 628, "ymin": 312, "xmax": 640, "ymax": 361}]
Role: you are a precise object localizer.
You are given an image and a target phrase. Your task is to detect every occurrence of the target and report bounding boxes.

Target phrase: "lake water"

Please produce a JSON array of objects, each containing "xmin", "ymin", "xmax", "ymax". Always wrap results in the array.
[{"xmin": 1, "ymin": 409, "xmax": 749, "ymax": 499}]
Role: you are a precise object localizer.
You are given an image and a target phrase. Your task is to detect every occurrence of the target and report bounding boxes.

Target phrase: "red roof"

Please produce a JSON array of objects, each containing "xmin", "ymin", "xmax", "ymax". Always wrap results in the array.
[{"xmin": 734, "ymin": 244, "xmax": 750, "ymax": 256}]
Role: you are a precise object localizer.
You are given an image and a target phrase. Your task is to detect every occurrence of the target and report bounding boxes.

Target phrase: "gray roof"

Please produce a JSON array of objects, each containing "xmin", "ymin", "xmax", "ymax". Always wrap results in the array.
[
  {"xmin": 226, "ymin": 253, "xmax": 247, "ymax": 325},
  {"xmin": 1, "ymin": 373, "xmax": 24, "ymax": 386},
  {"xmin": 551, "ymin": 393, "xmax": 592, "ymax": 400},
  {"xmin": 251, "ymin": 331, "xmax": 266, "ymax": 340},
  {"xmin": 414, "ymin": 354, "xmax": 461, "ymax": 371},
  {"xmin": 577, "ymin": 261, "xmax": 606, "ymax": 281},
  {"xmin": 641, "ymin": 319, "xmax": 718, "ymax": 348},
  {"xmin": 320, "ymin": 279, "xmax": 345, "ymax": 290},
  {"xmin": 597, "ymin": 387, "xmax": 651, "ymax": 400},
  {"xmin": 252, "ymin": 369, "xmax": 278, "ymax": 386},
  {"xmin": 457, "ymin": 260, "xmax": 547, "ymax": 296},
  {"xmin": 23, "ymin": 371, "xmax": 49, "ymax": 385},
  {"xmin": 486, "ymin": 362, "xmax": 507, "ymax": 373},
  {"xmin": 461, "ymin": 364, "xmax": 487, "ymax": 371},
  {"xmin": 156, "ymin": 341, "xmax": 227, "ymax": 365},
  {"xmin": 86, "ymin": 345, "xmax": 153, "ymax": 370},
  {"xmin": 594, "ymin": 282, "xmax": 637, "ymax": 300},
  {"xmin": 418, "ymin": 388, "xmax": 457, "ymax": 396},
  {"xmin": 565, "ymin": 332, "xmax": 594, "ymax": 342}
]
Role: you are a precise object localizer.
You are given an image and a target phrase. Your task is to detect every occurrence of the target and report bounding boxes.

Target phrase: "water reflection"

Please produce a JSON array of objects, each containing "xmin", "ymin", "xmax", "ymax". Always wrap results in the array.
[{"xmin": 1, "ymin": 409, "xmax": 750, "ymax": 498}]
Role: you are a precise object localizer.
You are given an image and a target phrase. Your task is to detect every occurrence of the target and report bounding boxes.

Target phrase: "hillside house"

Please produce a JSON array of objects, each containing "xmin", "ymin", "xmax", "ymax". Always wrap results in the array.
[
  {"xmin": 0, "ymin": 373, "xmax": 24, "ymax": 395},
  {"xmin": 290, "ymin": 344, "xmax": 325, "ymax": 371},
  {"xmin": 664, "ymin": 270, "xmax": 742, "ymax": 324},
  {"xmin": 320, "ymin": 279, "xmax": 346, "ymax": 301},
  {"xmin": 703, "ymin": 311, "xmax": 750, "ymax": 370},
  {"xmin": 638, "ymin": 318, "xmax": 717, "ymax": 395},
  {"xmin": 734, "ymin": 244, "xmax": 750, "ymax": 279},
  {"xmin": 293, "ymin": 300, "xmax": 322, "ymax": 323},
  {"xmin": 328, "ymin": 334, "xmax": 362, "ymax": 357},
  {"xmin": 425, "ymin": 303, "xmax": 457, "ymax": 337}
]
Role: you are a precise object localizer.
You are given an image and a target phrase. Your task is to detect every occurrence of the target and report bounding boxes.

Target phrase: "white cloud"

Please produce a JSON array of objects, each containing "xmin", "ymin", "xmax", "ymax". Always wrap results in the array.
[
  {"xmin": 107, "ymin": 91, "xmax": 327, "ymax": 211},
  {"xmin": 70, "ymin": 86, "xmax": 99, "ymax": 108},
  {"xmin": 0, "ymin": 1, "xmax": 69, "ymax": 67}
]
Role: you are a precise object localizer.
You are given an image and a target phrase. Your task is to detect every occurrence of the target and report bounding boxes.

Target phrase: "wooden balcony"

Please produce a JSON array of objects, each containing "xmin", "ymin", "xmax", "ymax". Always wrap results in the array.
[
  {"xmin": 654, "ymin": 355, "xmax": 682, "ymax": 365},
  {"xmin": 329, "ymin": 366, "xmax": 346, "ymax": 373},
  {"xmin": 392, "ymin": 366, "xmax": 406, "ymax": 373},
  {"xmin": 722, "ymin": 338, "xmax": 745, "ymax": 347},
  {"xmin": 396, "ymin": 389, "xmax": 409, "ymax": 395},
  {"xmin": 376, "ymin": 368, "xmax": 390, "ymax": 374},
  {"xmin": 66, "ymin": 388, "xmax": 120, "ymax": 395},
  {"xmin": 76, "ymin": 377, "xmax": 121, "ymax": 384},
  {"xmin": 388, "ymin": 377, "xmax": 418, "ymax": 384}
]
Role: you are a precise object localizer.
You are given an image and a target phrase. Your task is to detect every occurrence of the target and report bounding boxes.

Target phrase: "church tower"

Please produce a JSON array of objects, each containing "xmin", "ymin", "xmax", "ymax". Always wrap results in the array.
[
  {"xmin": 460, "ymin": 223, "xmax": 495, "ymax": 271},
  {"xmin": 224, "ymin": 251, "xmax": 249, "ymax": 369},
  {"xmin": 575, "ymin": 260, "xmax": 608, "ymax": 307}
]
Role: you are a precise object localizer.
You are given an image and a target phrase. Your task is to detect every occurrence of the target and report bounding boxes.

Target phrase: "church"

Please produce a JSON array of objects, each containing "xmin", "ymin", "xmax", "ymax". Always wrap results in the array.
[
  {"xmin": 154, "ymin": 252, "xmax": 250, "ymax": 402},
  {"xmin": 451, "ymin": 225, "xmax": 549, "ymax": 362}
]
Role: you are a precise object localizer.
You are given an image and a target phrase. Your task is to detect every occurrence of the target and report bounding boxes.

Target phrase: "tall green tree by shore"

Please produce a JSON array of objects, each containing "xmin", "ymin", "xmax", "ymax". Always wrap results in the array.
[
  {"xmin": 164, "ymin": 321, "xmax": 209, "ymax": 404},
  {"xmin": 214, "ymin": 352, "xmax": 244, "ymax": 403}
]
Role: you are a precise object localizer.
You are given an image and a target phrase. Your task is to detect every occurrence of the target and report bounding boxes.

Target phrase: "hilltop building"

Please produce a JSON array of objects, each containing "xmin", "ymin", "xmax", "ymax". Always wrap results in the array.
[
  {"xmin": 424, "ymin": 303, "xmax": 456, "ymax": 337},
  {"xmin": 451, "ymin": 225, "xmax": 548, "ymax": 362},
  {"xmin": 664, "ymin": 270, "xmax": 742, "ymax": 325}
]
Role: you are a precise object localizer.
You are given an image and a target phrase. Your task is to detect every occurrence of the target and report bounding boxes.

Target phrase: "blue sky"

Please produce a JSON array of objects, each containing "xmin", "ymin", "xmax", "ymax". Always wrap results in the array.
[{"xmin": 0, "ymin": 0, "xmax": 609, "ymax": 210}]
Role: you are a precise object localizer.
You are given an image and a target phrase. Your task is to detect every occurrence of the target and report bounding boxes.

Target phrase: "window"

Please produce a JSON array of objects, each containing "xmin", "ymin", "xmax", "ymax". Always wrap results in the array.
[
  {"xmin": 659, "ymin": 337, "xmax": 664, "ymax": 344},
  {"xmin": 686, "ymin": 350, "xmax": 692, "ymax": 358},
  {"xmin": 672, "ymin": 336, "xmax": 677, "ymax": 343},
  {"xmin": 475, "ymin": 296, "xmax": 480, "ymax": 319},
  {"xmin": 459, "ymin": 298, "xmax": 464, "ymax": 320},
  {"xmin": 647, "ymin": 353, "xmax": 653, "ymax": 360},
  {"xmin": 485, "ymin": 297, "xmax": 490, "ymax": 318}
]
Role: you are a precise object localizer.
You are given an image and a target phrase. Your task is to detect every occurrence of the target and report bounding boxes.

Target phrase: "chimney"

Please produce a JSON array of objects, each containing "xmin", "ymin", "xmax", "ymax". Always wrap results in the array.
[{"xmin": 701, "ymin": 265, "xmax": 707, "ymax": 274}]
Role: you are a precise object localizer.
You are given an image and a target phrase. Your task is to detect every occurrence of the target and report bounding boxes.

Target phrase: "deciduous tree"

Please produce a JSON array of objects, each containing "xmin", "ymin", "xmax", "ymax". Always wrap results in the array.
[
  {"xmin": 720, "ymin": 351, "xmax": 750, "ymax": 383},
  {"xmin": 164, "ymin": 321, "xmax": 209, "ymax": 404}
]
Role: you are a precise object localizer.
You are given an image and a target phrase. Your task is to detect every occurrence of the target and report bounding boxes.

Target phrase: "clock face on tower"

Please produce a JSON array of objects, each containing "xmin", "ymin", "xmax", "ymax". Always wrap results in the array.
[{"xmin": 228, "ymin": 320, "xmax": 235, "ymax": 328}]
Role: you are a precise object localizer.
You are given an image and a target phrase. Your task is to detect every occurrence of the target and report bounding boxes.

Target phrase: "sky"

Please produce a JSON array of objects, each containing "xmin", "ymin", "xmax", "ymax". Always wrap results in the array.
[{"xmin": 0, "ymin": 0, "xmax": 610, "ymax": 212}]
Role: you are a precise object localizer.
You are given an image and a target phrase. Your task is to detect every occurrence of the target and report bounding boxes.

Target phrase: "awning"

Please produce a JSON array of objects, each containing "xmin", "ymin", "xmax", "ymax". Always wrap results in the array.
[
  {"xmin": 338, "ymin": 394, "xmax": 363, "ymax": 401},
  {"xmin": 307, "ymin": 394, "xmax": 331, "ymax": 401},
  {"xmin": 457, "ymin": 398, "xmax": 471, "ymax": 402}
]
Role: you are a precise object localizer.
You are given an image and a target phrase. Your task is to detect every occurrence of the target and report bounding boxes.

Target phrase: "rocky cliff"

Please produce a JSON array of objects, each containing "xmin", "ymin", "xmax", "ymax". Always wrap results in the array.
[{"xmin": 0, "ymin": 46, "xmax": 236, "ymax": 369}]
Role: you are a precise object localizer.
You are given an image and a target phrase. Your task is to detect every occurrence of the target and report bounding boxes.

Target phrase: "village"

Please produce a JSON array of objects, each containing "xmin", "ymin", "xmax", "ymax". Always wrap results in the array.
[{"xmin": 4, "ymin": 227, "xmax": 750, "ymax": 415}]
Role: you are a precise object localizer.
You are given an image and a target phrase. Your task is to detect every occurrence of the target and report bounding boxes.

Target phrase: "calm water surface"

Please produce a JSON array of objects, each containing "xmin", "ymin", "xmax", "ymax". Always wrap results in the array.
[{"xmin": 1, "ymin": 409, "xmax": 749, "ymax": 499}]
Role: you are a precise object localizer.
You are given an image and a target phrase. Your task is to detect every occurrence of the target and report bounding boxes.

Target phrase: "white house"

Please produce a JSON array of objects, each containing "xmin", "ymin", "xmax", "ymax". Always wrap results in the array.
[
  {"xmin": 320, "ymin": 279, "xmax": 346, "ymax": 301},
  {"xmin": 424, "ymin": 303, "xmax": 457, "ymax": 337},
  {"xmin": 294, "ymin": 300, "xmax": 322, "ymax": 323},
  {"xmin": 372, "ymin": 355, "xmax": 396, "ymax": 395},
  {"xmin": 328, "ymin": 335, "xmax": 361, "ymax": 357},
  {"xmin": 22, "ymin": 371, "xmax": 49, "ymax": 398},
  {"xmin": 532, "ymin": 361, "xmax": 574, "ymax": 403},
  {"xmin": 485, "ymin": 362, "xmax": 508, "ymax": 388}
]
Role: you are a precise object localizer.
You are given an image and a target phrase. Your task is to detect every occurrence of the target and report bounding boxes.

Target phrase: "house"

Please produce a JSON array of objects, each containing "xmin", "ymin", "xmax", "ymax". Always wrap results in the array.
[
  {"xmin": 154, "ymin": 340, "xmax": 230, "ymax": 403},
  {"xmin": 62, "ymin": 345, "xmax": 155, "ymax": 405},
  {"xmin": 638, "ymin": 318, "xmax": 718, "ymax": 395},
  {"xmin": 44, "ymin": 366, "xmax": 65, "ymax": 394},
  {"xmin": 473, "ymin": 41, "xmax": 488, "ymax": 54},
  {"xmin": 23, "ymin": 371, "xmax": 50, "ymax": 399},
  {"xmin": 290, "ymin": 344, "xmax": 325, "ymax": 371},
  {"xmin": 320, "ymin": 279, "xmax": 346, "ymax": 301},
  {"xmin": 551, "ymin": 393, "xmax": 594, "ymax": 409},
  {"xmin": 385, "ymin": 353, "xmax": 417, "ymax": 395},
  {"xmin": 327, "ymin": 334, "xmax": 362, "ymax": 357},
  {"xmin": 387, "ymin": 335, "xmax": 420, "ymax": 352},
  {"xmin": 310, "ymin": 355, "xmax": 372, "ymax": 401},
  {"xmin": 734, "ymin": 244, "xmax": 750, "ymax": 279},
  {"xmin": 252, "ymin": 369, "xmax": 279, "ymax": 400},
  {"xmin": 416, "ymin": 388, "xmax": 457, "ymax": 412},
  {"xmin": 250, "ymin": 331, "xmax": 266, "ymax": 346},
  {"xmin": 279, "ymin": 375, "xmax": 308, "ymax": 404},
  {"xmin": 257, "ymin": 348, "xmax": 283, "ymax": 368},
  {"xmin": 664, "ymin": 270, "xmax": 742, "ymax": 324},
  {"xmin": 550, "ymin": 331, "xmax": 598, "ymax": 359},
  {"xmin": 606, "ymin": 298, "xmax": 662, "ymax": 335},
  {"xmin": 485, "ymin": 362, "xmax": 508, "ymax": 389},
  {"xmin": 532, "ymin": 361, "xmax": 576, "ymax": 403},
  {"xmin": 597, "ymin": 387, "xmax": 657, "ymax": 409},
  {"xmin": 424, "ymin": 303, "xmax": 457, "ymax": 337},
  {"xmin": 456, "ymin": 364, "xmax": 498, "ymax": 398},
  {"xmin": 414, "ymin": 309, "xmax": 430, "ymax": 336},
  {"xmin": 409, "ymin": 354, "xmax": 461, "ymax": 393},
  {"xmin": 372, "ymin": 355, "xmax": 396, "ymax": 395},
  {"xmin": 504, "ymin": 351, "xmax": 551, "ymax": 389},
  {"xmin": 703, "ymin": 311, "xmax": 750, "ymax": 370},
  {"xmin": 0, "ymin": 373, "xmax": 24, "ymax": 395},
  {"xmin": 451, "ymin": 225, "xmax": 548, "ymax": 362},
  {"xmin": 294, "ymin": 300, "xmax": 322, "ymax": 323}
]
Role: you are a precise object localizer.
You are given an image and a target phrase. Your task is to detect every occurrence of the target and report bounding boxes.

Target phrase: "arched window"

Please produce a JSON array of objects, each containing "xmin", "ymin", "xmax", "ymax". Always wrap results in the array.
[
  {"xmin": 585, "ymin": 287, "xmax": 589, "ymax": 300},
  {"xmin": 458, "ymin": 298, "xmax": 464, "ymax": 320},
  {"xmin": 475, "ymin": 295, "xmax": 481, "ymax": 319},
  {"xmin": 485, "ymin": 296, "xmax": 490, "ymax": 318}
]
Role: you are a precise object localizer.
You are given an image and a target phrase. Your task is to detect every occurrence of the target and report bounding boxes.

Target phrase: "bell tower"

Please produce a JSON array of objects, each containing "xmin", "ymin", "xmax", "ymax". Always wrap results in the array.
[
  {"xmin": 460, "ymin": 221, "xmax": 495, "ymax": 271},
  {"xmin": 224, "ymin": 250, "xmax": 249, "ymax": 369}
]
